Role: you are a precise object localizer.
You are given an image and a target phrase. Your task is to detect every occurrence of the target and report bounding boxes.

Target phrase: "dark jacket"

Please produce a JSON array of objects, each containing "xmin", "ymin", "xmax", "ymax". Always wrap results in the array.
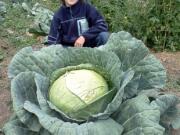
[{"xmin": 48, "ymin": 1, "xmax": 108, "ymax": 46}]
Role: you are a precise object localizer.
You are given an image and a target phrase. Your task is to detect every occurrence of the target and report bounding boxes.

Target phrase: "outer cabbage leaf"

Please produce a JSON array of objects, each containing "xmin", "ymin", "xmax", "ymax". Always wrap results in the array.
[
  {"xmin": 151, "ymin": 94, "xmax": 180, "ymax": 133},
  {"xmin": 3, "ymin": 115, "xmax": 51, "ymax": 135},
  {"xmin": 24, "ymin": 101, "xmax": 123, "ymax": 135},
  {"xmin": 115, "ymin": 95, "xmax": 165, "ymax": 135},
  {"xmin": 8, "ymin": 46, "xmax": 123, "ymax": 89},
  {"xmin": 3, "ymin": 115, "xmax": 39, "ymax": 135},
  {"xmin": 139, "ymin": 90, "xmax": 180, "ymax": 131},
  {"xmin": 93, "ymin": 69, "xmax": 135, "ymax": 119},
  {"xmin": 101, "ymin": 31, "xmax": 166, "ymax": 99},
  {"xmin": 10, "ymin": 72, "xmax": 41, "ymax": 132}
]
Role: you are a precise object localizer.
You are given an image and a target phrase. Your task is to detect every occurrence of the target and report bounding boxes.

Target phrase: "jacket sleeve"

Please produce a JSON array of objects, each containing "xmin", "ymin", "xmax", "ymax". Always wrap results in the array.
[
  {"xmin": 82, "ymin": 4, "xmax": 108, "ymax": 41},
  {"xmin": 47, "ymin": 15, "xmax": 61, "ymax": 45}
]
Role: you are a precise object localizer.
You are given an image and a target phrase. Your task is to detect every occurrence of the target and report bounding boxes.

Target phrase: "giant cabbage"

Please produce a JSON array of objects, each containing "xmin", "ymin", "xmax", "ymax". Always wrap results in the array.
[{"xmin": 2, "ymin": 31, "xmax": 180, "ymax": 135}]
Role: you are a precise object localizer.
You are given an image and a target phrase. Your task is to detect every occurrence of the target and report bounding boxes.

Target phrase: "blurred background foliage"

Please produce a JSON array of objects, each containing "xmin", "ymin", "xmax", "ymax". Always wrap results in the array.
[{"xmin": 92, "ymin": 0, "xmax": 180, "ymax": 51}]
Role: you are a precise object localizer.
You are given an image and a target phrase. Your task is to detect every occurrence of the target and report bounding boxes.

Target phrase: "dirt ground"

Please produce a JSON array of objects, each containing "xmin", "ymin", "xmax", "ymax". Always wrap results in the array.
[
  {"xmin": 0, "ymin": 38, "xmax": 179, "ymax": 134},
  {"xmin": 155, "ymin": 52, "xmax": 180, "ymax": 96},
  {"xmin": 0, "ymin": 39, "xmax": 15, "ymax": 129}
]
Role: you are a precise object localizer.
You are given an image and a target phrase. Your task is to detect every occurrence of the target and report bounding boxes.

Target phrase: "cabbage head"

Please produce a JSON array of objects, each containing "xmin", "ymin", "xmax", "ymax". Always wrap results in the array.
[
  {"xmin": 2, "ymin": 31, "xmax": 180, "ymax": 135},
  {"xmin": 49, "ymin": 69, "xmax": 109, "ymax": 120}
]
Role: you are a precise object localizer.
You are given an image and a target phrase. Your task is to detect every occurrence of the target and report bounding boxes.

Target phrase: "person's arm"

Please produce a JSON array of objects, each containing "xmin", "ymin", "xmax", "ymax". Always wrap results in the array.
[
  {"xmin": 47, "ymin": 16, "xmax": 61, "ymax": 45},
  {"xmin": 82, "ymin": 4, "xmax": 108, "ymax": 41}
]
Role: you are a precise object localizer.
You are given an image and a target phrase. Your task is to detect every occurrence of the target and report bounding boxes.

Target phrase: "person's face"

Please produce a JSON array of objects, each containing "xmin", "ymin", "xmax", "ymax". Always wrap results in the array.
[{"xmin": 64, "ymin": 0, "xmax": 78, "ymax": 7}]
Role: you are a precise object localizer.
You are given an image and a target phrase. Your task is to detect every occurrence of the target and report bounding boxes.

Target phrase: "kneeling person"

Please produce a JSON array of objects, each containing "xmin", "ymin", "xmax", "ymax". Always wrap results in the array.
[{"xmin": 48, "ymin": 0, "xmax": 109, "ymax": 47}]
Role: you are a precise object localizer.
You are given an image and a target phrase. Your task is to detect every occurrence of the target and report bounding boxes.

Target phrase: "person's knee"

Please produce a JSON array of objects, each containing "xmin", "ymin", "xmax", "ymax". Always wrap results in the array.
[{"xmin": 96, "ymin": 32, "xmax": 110, "ymax": 46}]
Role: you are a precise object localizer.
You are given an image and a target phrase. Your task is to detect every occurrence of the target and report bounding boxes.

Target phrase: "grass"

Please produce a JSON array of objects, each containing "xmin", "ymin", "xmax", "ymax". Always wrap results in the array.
[
  {"xmin": 0, "ymin": 3, "xmax": 36, "ymax": 48},
  {"xmin": 0, "ymin": 0, "xmax": 59, "ymax": 48}
]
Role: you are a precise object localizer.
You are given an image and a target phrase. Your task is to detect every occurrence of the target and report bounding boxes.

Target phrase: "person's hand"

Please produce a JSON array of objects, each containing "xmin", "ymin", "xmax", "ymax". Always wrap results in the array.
[{"xmin": 74, "ymin": 36, "xmax": 85, "ymax": 47}]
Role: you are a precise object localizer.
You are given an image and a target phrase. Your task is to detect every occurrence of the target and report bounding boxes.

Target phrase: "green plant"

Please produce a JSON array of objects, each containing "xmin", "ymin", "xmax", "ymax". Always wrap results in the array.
[
  {"xmin": 2, "ymin": 31, "xmax": 180, "ymax": 135},
  {"xmin": 0, "ymin": 0, "xmax": 59, "ymax": 48},
  {"xmin": 92, "ymin": 0, "xmax": 180, "ymax": 51}
]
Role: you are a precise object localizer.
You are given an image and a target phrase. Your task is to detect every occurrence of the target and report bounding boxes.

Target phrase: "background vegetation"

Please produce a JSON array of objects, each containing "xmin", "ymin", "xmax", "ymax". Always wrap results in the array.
[
  {"xmin": 93, "ymin": 0, "xmax": 180, "ymax": 51},
  {"xmin": 0, "ymin": 0, "xmax": 179, "ymax": 51}
]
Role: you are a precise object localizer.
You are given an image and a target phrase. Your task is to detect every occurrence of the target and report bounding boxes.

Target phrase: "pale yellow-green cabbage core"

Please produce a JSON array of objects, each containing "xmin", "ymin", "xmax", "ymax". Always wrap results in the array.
[{"xmin": 49, "ymin": 69, "xmax": 108, "ymax": 116}]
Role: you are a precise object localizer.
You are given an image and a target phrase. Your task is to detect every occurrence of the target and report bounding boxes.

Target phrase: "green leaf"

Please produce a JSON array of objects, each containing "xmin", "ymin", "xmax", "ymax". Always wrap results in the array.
[
  {"xmin": 11, "ymin": 72, "xmax": 41, "ymax": 132},
  {"xmin": 101, "ymin": 31, "xmax": 166, "ymax": 98},
  {"xmin": 2, "ymin": 115, "xmax": 39, "ymax": 135},
  {"xmin": 9, "ymin": 46, "xmax": 123, "ymax": 90},
  {"xmin": 151, "ymin": 94, "xmax": 180, "ymax": 130},
  {"xmin": 94, "ymin": 69, "xmax": 135, "ymax": 119},
  {"xmin": 24, "ymin": 101, "xmax": 124, "ymax": 135},
  {"xmin": 8, "ymin": 47, "xmax": 45, "ymax": 78},
  {"xmin": 34, "ymin": 73, "xmax": 51, "ymax": 113},
  {"xmin": 115, "ymin": 95, "xmax": 165, "ymax": 134}
]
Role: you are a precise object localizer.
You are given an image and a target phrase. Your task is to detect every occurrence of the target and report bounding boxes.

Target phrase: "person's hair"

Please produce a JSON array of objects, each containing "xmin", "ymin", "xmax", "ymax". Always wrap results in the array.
[{"xmin": 61, "ymin": 0, "xmax": 84, "ymax": 5}]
